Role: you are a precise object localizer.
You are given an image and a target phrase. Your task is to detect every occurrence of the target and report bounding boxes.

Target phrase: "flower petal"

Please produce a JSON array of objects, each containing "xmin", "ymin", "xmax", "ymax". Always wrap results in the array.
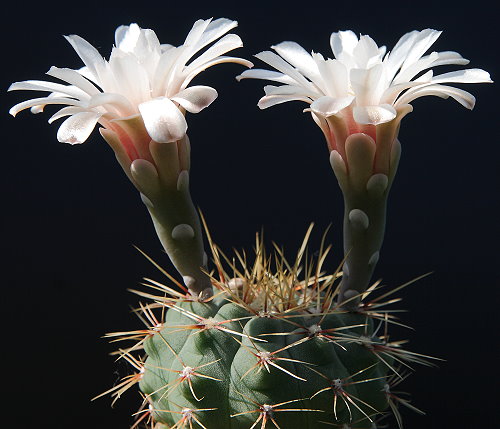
[
  {"xmin": 138, "ymin": 97, "xmax": 187, "ymax": 143},
  {"xmin": 353, "ymin": 35, "xmax": 382, "ymax": 68},
  {"xmin": 271, "ymin": 41, "xmax": 321, "ymax": 84},
  {"xmin": 115, "ymin": 23, "xmax": 161, "ymax": 57},
  {"xmin": 108, "ymin": 54, "xmax": 151, "ymax": 105},
  {"xmin": 310, "ymin": 95, "xmax": 354, "ymax": 117},
  {"xmin": 9, "ymin": 96, "xmax": 83, "ymax": 116},
  {"xmin": 236, "ymin": 69, "xmax": 295, "ymax": 84},
  {"xmin": 254, "ymin": 51, "xmax": 318, "ymax": 93},
  {"xmin": 161, "ymin": 43, "xmax": 175, "ymax": 53},
  {"xmin": 330, "ymin": 30, "xmax": 359, "ymax": 58},
  {"xmin": 115, "ymin": 23, "xmax": 141, "ymax": 51},
  {"xmin": 171, "ymin": 85, "xmax": 218, "ymax": 113},
  {"xmin": 186, "ymin": 34, "xmax": 243, "ymax": 71},
  {"xmin": 395, "ymin": 84, "xmax": 477, "ymax": 109},
  {"xmin": 87, "ymin": 93, "xmax": 136, "ymax": 116},
  {"xmin": 263, "ymin": 84, "xmax": 314, "ymax": 97},
  {"xmin": 152, "ymin": 47, "xmax": 181, "ymax": 97},
  {"xmin": 314, "ymin": 56, "xmax": 349, "ymax": 97},
  {"xmin": 114, "ymin": 25, "xmax": 161, "ymax": 78},
  {"xmin": 350, "ymin": 64, "xmax": 386, "ymax": 106},
  {"xmin": 353, "ymin": 104, "xmax": 397, "ymax": 125},
  {"xmin": 384, "ymin": 30, "xmax": 420, "ymax": 79},
  {"xmin": 185, "ymin": 19, "xmax": 214, "ymax": 47},
  {"xmin": 64, "ymin": 34, "xmax": 107, "ymax": 82},
  {"xmin": 431, "ymin": 68, "xmax": 492, "ymax": 84},
  {"xmin": 48, "ymin": 106, "xmax": 87, "ymax": 123},
  {"xmin": 177, "ymin": 18, "xmax": 212, "ymax": 66},
  {"xmin": 47, "ymin": 66, "xmax": 101, "ymax": 95},
  {"xmin": 394, "ymin": 70, "xmax": 492, "ymax": 108},
  {"xmin": 193, "ymin": 18, "xmax": 238, "ymax": 53},
  {"xmin": 8, "ymin": 80, "xmax": 89, "ymax": 100},
  {"xmin": 57, "ymin": 111, "xmax": 101, "ymax": 144},
  {"xmin": 400, "ymin": 29, "xmax": 442, "ymax": 72},
  {"xmin": 258, "ymin": 94, "xmax": 312, "ymax": 109},
  {"xmin": 393, "ymin": 51, "xmax": 469, "ymax": 84},
  {"xmin": 182, "ymin": 56, "xmax": 253, "ymax": 90},
  {"xmin": 381, "ymin": 78, "xmax": 431, "ymax": 105}
]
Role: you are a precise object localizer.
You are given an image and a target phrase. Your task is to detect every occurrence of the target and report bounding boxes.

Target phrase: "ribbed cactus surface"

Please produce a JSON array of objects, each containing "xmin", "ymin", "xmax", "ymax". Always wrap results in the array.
[
  {"xmin": 107, "ymin": 228, "xmax": 428, "ymax": 429},
  {"xmin": 140, "ymin": 299, "xmax": 389, "ymax": 429}
]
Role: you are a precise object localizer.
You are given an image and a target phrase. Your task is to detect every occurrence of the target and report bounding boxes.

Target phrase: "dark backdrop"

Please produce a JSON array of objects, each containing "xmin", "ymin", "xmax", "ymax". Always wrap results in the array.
[{"xmin": 2, "ymin": 1, "xmax": 498, "ymax": 428}]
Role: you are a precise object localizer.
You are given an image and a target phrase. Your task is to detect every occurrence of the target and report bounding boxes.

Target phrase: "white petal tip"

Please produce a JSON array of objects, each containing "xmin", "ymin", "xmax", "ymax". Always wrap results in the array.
[
  {"xmin": 310, "ymin": 96, "xmax": 354, "ymax": 118},
  {"xmin": 171, "ymin": 86, "xmax": 218, "ymax": 114},
  {"xmin": 256, "ymin": 99, "xmax": 268, "ymax": 110},
  {"xmin": 139, "ymin": 97, "xmax": 187, "ymax": 143},
  {"xmin": 234, "ymin": 68, "xmax": 256, "ymax": 81},
  {"xmin": 56, "ymin": 111, "xmax": 100, "ymax": 145},
  {"xmin": 58, "ymin": 136, "xmax": 85, "ymax": 145}
]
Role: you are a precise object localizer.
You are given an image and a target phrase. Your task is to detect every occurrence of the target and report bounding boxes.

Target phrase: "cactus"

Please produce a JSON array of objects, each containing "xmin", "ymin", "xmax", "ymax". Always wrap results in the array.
[
  {"xmin": 105, "ymin": 226, "xmax": 432, "ymax": 429},
  {"xmin": 8, "ymin": 18, "xmax": 491, "ymax": 429}
]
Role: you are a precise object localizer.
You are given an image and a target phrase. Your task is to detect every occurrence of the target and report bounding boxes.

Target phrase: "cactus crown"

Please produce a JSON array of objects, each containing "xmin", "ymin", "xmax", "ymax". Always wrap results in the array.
[{"xmin": 206, "ymin": 224, "xmax": 341, "ymax": 316}]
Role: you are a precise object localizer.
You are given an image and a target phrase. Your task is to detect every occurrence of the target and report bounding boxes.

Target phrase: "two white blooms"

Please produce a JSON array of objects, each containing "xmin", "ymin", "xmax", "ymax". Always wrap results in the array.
[{"xmin": 9, "ymin": 19, "xmax": 491, "ymax": 163}]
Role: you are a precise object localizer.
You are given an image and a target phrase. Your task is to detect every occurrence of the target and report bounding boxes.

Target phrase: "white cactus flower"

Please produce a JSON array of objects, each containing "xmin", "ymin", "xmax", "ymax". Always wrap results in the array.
[
  {"xmin": 238, "ymin": 29, "xmax": 491, "ymax": 174},
  {"xmin": 9, "ymin": 19, "xmax": 253, "ymax": 298},
  {"xmin": 9, "ymin": 19, "xmax": 252, "ymax": 153}
]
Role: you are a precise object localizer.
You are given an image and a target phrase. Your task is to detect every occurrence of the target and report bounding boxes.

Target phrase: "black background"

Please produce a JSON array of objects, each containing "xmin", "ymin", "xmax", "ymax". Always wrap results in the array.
[{"xmin": 1, "ymin": 0, "xmax": 498, "ymax": 428}]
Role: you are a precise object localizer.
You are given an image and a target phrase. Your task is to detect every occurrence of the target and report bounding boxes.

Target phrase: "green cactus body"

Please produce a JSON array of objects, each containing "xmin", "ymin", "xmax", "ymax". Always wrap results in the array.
[
  {"xmin": 140, "ymin": 299, "xmax": 390, "ymax": 429},
  {"xmin": 107, "ymin": 229, "xmax": 426, "ymax": 429}
]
